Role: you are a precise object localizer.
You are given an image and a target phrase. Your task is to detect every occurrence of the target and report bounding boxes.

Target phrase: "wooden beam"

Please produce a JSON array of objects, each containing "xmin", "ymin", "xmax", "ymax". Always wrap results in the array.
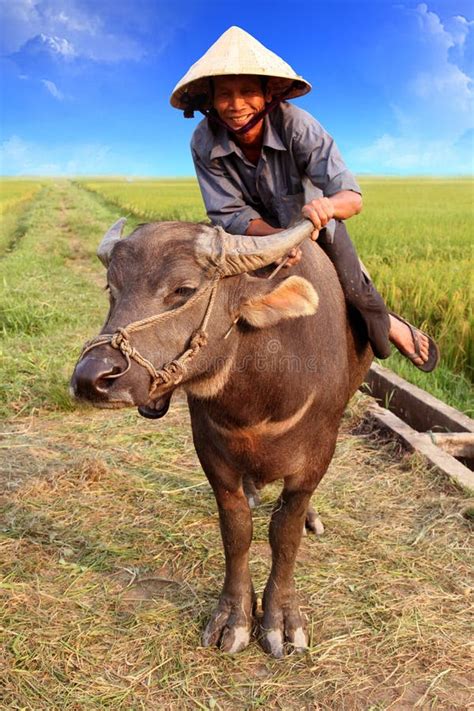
[
  {"xmin": 367, "ymin": 402, "xmax": 474, "ymax": 494},
  {"xmin": 428, "ymin": 432, "xmax": 474, "ymax": 458},
  {"xmin": 363, "ymin": 363, "xmax": 474, "ymax": 434}
]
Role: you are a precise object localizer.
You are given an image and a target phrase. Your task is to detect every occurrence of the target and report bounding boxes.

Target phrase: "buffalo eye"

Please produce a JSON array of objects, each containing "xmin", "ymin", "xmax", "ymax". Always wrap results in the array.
[
  {"xmin": 105, "ymin": 283, "xmax": 118, "ymax": 303},
  {"xmin": 105, "ymin": 283, "xmax": 113, "ymax": 301},
  {"xmin": 174, "ymin": 286, "xmax": 196, "ymax": 298}
]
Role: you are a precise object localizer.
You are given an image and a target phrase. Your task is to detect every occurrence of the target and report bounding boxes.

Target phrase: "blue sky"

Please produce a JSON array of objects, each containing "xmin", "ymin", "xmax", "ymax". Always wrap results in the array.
[{"xmin": 1, "ymin": 0, "xmax": 473, "ymax": 176}]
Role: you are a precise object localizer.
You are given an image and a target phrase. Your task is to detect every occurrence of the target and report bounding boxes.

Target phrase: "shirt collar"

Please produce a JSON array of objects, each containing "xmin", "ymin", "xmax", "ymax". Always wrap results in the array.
[
  {"xmin": 209, "ymin": 112, "xmax": 287, "ymax": 160},
  {"xmin": 210, "ymin": 125, "xmax": 234, "ymax": 160},
  {"xmin": 262, "ymin": 115, "xmax": 286, "ymax": 151}
]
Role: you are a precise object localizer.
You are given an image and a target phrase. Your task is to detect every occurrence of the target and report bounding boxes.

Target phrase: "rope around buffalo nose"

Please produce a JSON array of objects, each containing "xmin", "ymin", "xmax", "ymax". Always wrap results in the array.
[{"xmin": 79, "ymin": 271, "xmax": 221, "ymax": 397}]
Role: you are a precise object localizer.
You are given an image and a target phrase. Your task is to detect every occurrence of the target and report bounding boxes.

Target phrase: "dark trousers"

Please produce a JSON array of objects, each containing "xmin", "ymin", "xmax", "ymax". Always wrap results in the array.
[{"xmin": 318, "ymin": 221, "xmax": 391, "ymax": 359}]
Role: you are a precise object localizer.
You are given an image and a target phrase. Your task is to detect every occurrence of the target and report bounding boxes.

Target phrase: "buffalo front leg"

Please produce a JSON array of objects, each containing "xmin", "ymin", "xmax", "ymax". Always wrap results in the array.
[
  {"xmin": 261, "ymin": 484, "xmax": 314, "ymax": 657},
  {"xmin": 202, "ymin": 480, "xmax": 254, "ymax": 654}
]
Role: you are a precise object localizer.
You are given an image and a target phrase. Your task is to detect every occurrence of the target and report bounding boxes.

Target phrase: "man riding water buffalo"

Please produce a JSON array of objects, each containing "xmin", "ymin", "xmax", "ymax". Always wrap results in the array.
[
  {"xmin": 69, "ymin": 28, "xmax": 441, "ymax": 658},
  {"xmin": 171, "ymin": 26, "xmax": 440, "ymax": 371}
]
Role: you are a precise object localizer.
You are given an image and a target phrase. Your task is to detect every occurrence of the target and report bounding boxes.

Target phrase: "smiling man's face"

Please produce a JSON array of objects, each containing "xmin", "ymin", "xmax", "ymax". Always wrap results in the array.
[{"xmin": 212, "ymin": 75, "xmax": 271, "ymax": 143}]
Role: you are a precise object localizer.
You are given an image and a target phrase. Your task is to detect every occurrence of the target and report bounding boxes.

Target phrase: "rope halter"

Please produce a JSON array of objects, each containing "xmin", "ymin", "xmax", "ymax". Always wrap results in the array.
[{"xmin": 79, "ymin": 271, "xmax": 221, "ymax": 399}]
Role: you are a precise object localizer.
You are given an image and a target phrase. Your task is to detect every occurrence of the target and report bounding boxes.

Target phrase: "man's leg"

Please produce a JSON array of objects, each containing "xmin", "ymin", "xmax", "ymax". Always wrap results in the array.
[{"xmin": 318, "ymin": 221, "xmax": 392, "ymax": 358}]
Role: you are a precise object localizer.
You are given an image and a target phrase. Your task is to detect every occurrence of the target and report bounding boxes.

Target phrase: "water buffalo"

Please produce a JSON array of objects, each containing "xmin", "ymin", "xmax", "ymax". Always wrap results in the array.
[{"xmin": 70, "ymin": 218, "xmax": 372, "ymax": 657}]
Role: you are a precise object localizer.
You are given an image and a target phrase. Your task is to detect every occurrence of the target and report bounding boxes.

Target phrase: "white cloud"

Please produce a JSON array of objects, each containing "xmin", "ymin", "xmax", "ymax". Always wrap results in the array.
[
  {"xmin": 414, "ymin": 3, "xmax": 449, "ymax": 46},
  {"xmin": 0, "ymin": 134, "xmax": 155, "ymax": 176},
  {"xmin": 445, "ymin": 14, "xmax": 474, "ymax": 50},
  {"xmin": 41, "ymin": 78, "xmax": 63, "ymax": 100},
  {"xmin": 38, "ymin": 33, "xmax": 76, "ymax": 58},
  {"xmin": 352, "ymin": 133, "xmax": 473, "ymax": 174},
  {"xmin": 1, "ymin": 136, "xmax": 30, "ymax": 172},
  {"xmin": 50, "ymin": 8, "xmax": 99, "ymax": 34},
  {"xmin": 0, "ymin": 135, "xmax": 112, "ymax": 175},
  {"xmin": 350, "ymin": 3, "xmax": 474, "ymax": 174},
  {"xmin": 1, "ymin": 0, "xmax": 146, "ymax": 62}
]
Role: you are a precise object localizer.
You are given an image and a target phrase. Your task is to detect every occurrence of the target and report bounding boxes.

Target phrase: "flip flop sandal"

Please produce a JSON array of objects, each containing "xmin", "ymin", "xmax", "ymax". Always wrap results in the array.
[{"xmin": 389, "ymin": 312, "xmax": 440, "ymax": 373}]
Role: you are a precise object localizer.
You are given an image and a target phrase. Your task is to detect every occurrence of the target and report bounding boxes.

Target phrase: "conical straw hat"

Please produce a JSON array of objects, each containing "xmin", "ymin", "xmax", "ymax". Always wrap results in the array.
[{"xmin": 170, "ymin": 26, "xmax": 311, "ymax": 111}]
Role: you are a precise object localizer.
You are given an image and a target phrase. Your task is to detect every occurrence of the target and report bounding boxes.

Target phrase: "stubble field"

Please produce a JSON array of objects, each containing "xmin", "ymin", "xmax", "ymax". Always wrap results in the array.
[{"xmin": 0, "ymin": 178, "xmax": 472, "ymax": 709}]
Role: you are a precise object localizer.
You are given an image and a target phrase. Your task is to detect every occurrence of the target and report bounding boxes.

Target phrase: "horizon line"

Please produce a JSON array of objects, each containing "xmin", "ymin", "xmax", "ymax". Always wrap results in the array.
[{"xmin": 1, "ymin": 174, "xmax": 473, "ymax": 180}]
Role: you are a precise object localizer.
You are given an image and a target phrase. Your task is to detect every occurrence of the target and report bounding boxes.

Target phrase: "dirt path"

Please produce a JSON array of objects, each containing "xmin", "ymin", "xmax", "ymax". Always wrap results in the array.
[
  {"xmin": 0, "ymin": 181, "xmax": 140, "ymax": 417},
  {"xmin": 1, "ymin": 183, "xmax": 473, "ymax": 709}
]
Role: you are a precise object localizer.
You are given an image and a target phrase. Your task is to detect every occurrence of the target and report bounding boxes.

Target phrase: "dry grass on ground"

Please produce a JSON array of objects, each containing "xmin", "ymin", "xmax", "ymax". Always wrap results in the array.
[{"xmin": 1, "ymin": 395, "xmax": 472, "ymax": 710}]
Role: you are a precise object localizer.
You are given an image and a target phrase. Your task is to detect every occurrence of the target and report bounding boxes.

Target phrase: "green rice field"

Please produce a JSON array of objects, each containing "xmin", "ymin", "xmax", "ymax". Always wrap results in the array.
[
  {"xmin": 80, "ymin": 178, "xmax": 206, "ymax": 223},
  {"xmin": 0, "ymin": 178, "xmax": 44, "ymax": 254},
  {"xmin": 80, "ymin": 176, "xmax": 473, "ymax": 414},
  {"xmin": 0, "ymin": 176, "xmax": 472, "ymax": 415},
  {"xmin": 0, "ymin": 179, "xmax": 43, "ymax": 214}
]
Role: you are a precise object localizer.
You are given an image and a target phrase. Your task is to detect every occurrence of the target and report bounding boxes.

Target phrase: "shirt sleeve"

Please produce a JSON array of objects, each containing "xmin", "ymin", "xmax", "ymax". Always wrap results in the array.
[
  {"xmin": 292, "ymin": 116, "xmax": 361, "ymax": 197},
  {"xmin": 192, "ymin": 148, "xmax": 262, "ymax": 235}
]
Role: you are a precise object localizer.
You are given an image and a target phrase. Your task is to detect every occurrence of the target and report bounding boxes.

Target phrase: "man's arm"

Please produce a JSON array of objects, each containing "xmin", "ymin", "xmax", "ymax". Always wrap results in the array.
[
  {"xmin": 246, "ymin": 191, "xmax": 362, "ymax": 237},
  {"xmin": 302, "ymin": 191, "xmax": 363, "ymax": 234},
  {"xmin": 326, "ymin": 190, "xmax": 363, "ymax": 220},
  {"xmin": 245, "ymin": 219, "xmax": 282, "ymax": 236},
  {"xmin": 246, "ymin": 191, "xmax": 362, "ymax": 265}
]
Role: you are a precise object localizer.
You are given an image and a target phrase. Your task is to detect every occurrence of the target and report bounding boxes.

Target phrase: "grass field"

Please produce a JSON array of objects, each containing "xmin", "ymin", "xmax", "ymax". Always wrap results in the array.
[
  {"xmin": 80, "ymin": 178, "xmax": 206, "ymax": 223},
  {"xmin": 80, "ymin": 177, "xmax": 473, "ymax": 414},
  {"xmin": 0, "ymin": 179, "xmax": 473, "ymax": 708},
  {"xmin": 0, "ymin": 177, "xmax": 472, "ymax": 416},
  {"xmin": 0, "ymin": 179, "xmax": 44, "ymax": 254},
  {"xmin": 0, "ymin": 179, "xmax": 44, "ymax": 214},
  {"xmin": 0, "ymin": 181, "xmax": 147, "ymax": 418},
  {"xmin": 352, "ymin": 178, "xmax": 473, "ymax": 399}
]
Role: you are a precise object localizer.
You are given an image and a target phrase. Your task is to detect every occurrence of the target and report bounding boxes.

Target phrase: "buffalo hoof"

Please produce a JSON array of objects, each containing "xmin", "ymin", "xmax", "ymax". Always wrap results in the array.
[
  {"xmin": 303, "ymin": 504, "xmax": 325, "ymax": 536},
  {"xmin": 243, "ymin": 476, "xmax": 261, "ymax": 509},
  {"xmin": 138, "ymin": 394, "xmax": 172, "ymax": 420},
  {"xmin": 260, "ymin": 604, "xmax": 308, "ymax": 658},
  {"xmin": 202, "ymin": 596, "xmax": 252, "ymax": 654}
]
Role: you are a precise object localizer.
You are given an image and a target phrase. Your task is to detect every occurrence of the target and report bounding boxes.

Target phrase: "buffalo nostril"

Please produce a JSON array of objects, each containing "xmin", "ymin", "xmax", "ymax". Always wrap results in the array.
[
  {"xmin": 72, "ymin": 357, "xmax": 126, "ymax": 400},
  {"xmin": 95, "ymin": 365, "xmax": 124, "ymax": 392}
]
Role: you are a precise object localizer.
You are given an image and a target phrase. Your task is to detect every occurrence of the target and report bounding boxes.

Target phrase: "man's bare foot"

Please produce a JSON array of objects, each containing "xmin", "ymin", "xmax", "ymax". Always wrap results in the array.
[{"xmin": 389, "ymin": 315, "xmax": 430, "ymax": 366}]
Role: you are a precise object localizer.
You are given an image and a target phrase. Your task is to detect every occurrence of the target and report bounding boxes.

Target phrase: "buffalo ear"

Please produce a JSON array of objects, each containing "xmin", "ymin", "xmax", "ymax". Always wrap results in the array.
[{"xmin": 239, "ymin": 276, "xmax": 319, "ymax": 329}]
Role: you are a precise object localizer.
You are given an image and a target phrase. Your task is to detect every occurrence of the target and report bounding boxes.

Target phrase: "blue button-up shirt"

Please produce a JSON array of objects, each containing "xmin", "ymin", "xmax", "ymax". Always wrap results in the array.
[{"xmin": 191, "ymin": 102, "xmax": 361, "ymax": 235}]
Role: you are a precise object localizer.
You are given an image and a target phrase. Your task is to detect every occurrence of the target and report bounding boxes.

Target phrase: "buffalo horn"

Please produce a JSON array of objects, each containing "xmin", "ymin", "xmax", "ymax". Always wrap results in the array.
[
  {"xmin": 97, "ymin": 217, "xmax": 127, "ymax": 267},
  {"xmin": 195, "ymin": 220, "xmax": 316, "ymax": 276}
]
